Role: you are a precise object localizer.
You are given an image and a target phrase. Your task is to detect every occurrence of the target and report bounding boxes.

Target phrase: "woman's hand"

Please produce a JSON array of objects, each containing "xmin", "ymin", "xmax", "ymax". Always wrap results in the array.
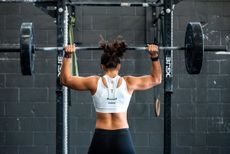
[
  {"xmin": 64, "ymin": 44, "xmax": 76, "ymax": 58},
  {"xmin": 147, "ymin": 44, "xmax": 158, "ymax": 58},
  {"xmin": 64, "ymin": 44, "xmax": 76, "ymax": 54}
]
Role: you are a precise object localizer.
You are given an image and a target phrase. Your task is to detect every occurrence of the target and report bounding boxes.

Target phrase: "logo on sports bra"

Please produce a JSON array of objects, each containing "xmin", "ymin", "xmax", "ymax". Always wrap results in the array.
[
  {"xmin": 107, "ymin": 101, "xmax": 116, "ymax": 104},
  {"xmin": 104, "ymin": 75, "xmax": 120, "ymax": 104},
  {"xmin": 107, "ymin": 80, "xmax": 118, "ymax": 101},
  {"xmin": 107, "ymin": 90, "xmax": 117, "ymax": 104}
]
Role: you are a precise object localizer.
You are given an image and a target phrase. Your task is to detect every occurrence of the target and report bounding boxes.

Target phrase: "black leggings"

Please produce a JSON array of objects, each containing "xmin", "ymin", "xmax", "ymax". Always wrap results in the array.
[{"xmin": 88, "ymin": 128, "xmax": 136, "ymax": 154}]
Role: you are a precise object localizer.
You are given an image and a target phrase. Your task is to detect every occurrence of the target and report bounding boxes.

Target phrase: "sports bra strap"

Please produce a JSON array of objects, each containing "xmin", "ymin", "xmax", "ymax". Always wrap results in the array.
[
  {"xmin": 103, "ymin": 75, "xmax": 120, "ymax": 100},
  {"xmin": 92, "ymin": 75, "xmax": 132, "ymax": 113}
]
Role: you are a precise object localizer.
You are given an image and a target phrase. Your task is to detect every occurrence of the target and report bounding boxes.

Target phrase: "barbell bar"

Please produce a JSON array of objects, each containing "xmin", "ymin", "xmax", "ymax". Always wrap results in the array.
[
  {"xmin": 0, "ymin": 44, "xmax": 226, "ymax": 52},
  {"xmin": 37, "ymin": 46, "xmax": 184, "ymax": 51},
  {"xmin": 0, "ymin": 22, "xmax": 228, "ymax": 75},
  {"xmin": 35, "ymin": 45, "xmax": 227, "ymax": 52}
]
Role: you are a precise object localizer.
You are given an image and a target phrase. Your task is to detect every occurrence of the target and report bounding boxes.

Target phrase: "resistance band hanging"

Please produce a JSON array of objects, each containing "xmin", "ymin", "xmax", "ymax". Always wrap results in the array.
[
  {"xmin": 67, "ymin": 10, "xmax": 78, "ymax": 107},
  {"xmin": 68, "ymin": 14, "xmax": 78, "ymax": 76}
]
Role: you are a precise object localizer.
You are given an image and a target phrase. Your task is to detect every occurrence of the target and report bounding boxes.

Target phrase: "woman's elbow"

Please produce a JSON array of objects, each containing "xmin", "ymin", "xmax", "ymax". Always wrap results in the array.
[
  {"xmin": 156, "ymin": 77, "xmax": 162, "ymax": 85},
  {"xmin": 60, "ymin": 75, "xmax": 70, "ymax": 86},
  {"xmin": 152, "ymin": 76, "xmax": 162, "ymax": 86},
  {"xmin": 60, "ymin": 77, "xmax": 66, "ymax": 86}
]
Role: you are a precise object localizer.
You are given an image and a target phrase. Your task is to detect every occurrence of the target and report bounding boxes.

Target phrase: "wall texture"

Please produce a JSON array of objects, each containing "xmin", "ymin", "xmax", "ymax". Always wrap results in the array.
[{"xmin": 0, "ymin": 0, "xmax": 229, "ymax": 154}]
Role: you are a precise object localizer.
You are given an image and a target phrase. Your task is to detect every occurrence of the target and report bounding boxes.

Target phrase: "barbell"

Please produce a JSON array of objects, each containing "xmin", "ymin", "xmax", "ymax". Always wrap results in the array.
[{"xmin": 0, "ymin": 22, "xmax": 228, "ymax": 75}]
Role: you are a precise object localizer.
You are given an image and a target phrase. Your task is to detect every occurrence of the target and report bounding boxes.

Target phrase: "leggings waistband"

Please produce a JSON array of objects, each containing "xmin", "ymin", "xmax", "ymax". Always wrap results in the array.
[{"xmin": 94, "ymin": 128, "xmax": 130, "ymax": 134}]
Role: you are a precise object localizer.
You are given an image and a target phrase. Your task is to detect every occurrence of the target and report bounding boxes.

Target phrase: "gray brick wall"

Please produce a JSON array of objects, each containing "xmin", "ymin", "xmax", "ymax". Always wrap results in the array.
[
  {"xmin": 172, "ymin": 1, "xmax": 230, "ymax": 154},
  {"xmin": 0, "ymin": 0, "xmax": 229, "ymax": 154}
]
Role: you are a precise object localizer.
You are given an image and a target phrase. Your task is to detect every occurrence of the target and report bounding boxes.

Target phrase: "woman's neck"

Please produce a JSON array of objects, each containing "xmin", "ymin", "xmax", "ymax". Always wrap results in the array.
[{"xmin": 105, "ymin": 69, "xmax": 119, "ymax": 78}]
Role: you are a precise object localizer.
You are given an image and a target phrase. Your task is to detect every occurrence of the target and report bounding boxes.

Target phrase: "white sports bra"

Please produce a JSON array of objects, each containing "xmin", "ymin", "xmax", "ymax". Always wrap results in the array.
[{"xmin": 92, "ymin": 75, "xmax": 132, "ymax": 113}]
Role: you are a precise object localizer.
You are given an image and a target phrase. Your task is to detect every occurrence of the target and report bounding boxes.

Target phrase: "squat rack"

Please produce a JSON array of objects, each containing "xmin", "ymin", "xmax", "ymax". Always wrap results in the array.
[
  {"xmin": 57, "ymin": 1, "xmax": 174, "ymax": 154},
  {"xmin": 58, "ymin": 1, "xmax": 174, "ymax": 154},
  {"xmin": 55, "ymin": 1, "xmax": 175, "ymax": 154},
  {"xmin": 0, "ymin": 0, "xmax": 175, "ymax": 154}
]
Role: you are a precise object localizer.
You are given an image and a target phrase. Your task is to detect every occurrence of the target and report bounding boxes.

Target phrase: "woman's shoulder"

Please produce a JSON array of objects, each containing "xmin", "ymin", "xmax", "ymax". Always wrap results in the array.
[
  {"xmin": 122, "ymin": 75, "xmax": 135, "ymax": 81},
  {"xmin": 87, "ymin": 75, "xmax": 101, "ymax": 81},
  {"xmin": 122, "ymin": 75, "xmax": 138, "ymax": 86}
]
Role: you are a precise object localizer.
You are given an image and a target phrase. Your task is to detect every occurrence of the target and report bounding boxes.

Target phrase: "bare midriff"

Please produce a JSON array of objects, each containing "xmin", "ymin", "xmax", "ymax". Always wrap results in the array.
[{"xmin": 95, "ymin": 112, "xmax": 129, "ymax": 130}]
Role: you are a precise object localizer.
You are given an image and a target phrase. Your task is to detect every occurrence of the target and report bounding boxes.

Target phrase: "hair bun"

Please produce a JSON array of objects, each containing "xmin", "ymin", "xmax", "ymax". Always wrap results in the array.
[
  {"xmin": 99, "ymin": 35, "xmax": 127, "ymax": 58},
  {"xmin": 113, "ymin": 39, "xmax": 127, "ymax": 57}
]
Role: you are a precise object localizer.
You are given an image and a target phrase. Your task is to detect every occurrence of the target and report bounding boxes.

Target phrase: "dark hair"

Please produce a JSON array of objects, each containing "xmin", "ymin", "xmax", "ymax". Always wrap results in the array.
[{"xmin": 100, "ymin": 36, "xmax": 127, "ymax": 69}]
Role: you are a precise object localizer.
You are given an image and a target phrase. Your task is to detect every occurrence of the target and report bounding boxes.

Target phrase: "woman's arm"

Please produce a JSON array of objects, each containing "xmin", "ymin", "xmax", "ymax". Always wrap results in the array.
[
  {"xmin": 60, "ymin": 45, "xmax": 98, "ymax": 91},
  {"xmin": 125, "ymin": 44, "xmax": 162, "ymax": 92}
]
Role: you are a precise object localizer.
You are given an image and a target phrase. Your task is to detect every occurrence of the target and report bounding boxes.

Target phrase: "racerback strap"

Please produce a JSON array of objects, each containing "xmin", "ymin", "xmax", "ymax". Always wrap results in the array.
[{"xmin": 103, "ymin": 75, "xmax": 120, "ymax": 100}]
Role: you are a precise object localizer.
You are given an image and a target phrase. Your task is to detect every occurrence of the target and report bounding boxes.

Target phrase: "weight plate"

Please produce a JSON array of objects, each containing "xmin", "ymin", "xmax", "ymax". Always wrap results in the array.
[
  {"xmin": 184, "ymin": 22, "xmax": 204, "ymax": 74},
  {"xmin": 20, "ymin": 22, "xmax": 35, "ymax": 75}
]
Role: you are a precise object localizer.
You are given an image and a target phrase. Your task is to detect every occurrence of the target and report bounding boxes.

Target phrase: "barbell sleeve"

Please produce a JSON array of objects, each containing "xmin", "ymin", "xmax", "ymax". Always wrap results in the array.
[
  {"xmin": 0, "ymin": 44, "xmax": 20, "ymax": 52},
  {"xmin": 0, "ymin": 0, "xmax": 36, "ymax": 2},
  {"xmin": 204, "ymin": 45, "xmax": 227, "ymax": 52},
  {"xmin": 0, "ymin": 0, "xmax": 55, "ymax": 3}
]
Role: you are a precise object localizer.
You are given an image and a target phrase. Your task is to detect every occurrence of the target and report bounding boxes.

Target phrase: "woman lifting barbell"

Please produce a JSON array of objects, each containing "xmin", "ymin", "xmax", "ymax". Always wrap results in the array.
[{"xmin": 60, "ymin": 38, "xmax": 162, "ymax": 154}]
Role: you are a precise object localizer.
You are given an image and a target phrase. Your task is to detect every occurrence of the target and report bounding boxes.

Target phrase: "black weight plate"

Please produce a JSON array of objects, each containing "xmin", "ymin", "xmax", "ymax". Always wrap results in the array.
[
  {"xmin": 185, "ymin": 22, "xmax": 204, "ymax": 74},
  {"xmin": 20, "ymin": 22, "xmax": 35, "ymax": 75}
]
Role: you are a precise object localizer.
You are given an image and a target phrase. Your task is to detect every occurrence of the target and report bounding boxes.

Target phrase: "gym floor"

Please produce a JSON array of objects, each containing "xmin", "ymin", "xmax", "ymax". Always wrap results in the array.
[{"xmin": 0, "ymin": 0, "xmax": 230, "ymax": 154}]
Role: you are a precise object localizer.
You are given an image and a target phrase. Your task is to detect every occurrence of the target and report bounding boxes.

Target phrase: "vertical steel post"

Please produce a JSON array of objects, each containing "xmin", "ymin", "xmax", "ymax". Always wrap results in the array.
[
  {"xmin": 163, "ymin": 0, "xmax": 173, "ymax": 154},
  {"xmin": 56, "ymin": 1, "xmax": 69, "ymax": 154}
]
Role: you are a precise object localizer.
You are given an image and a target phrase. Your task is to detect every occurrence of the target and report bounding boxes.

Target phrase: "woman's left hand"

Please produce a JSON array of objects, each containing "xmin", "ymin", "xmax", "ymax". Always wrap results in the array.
[{"xmin": 64, "ymin": 44, "xmax": 76, "ymax": 55}]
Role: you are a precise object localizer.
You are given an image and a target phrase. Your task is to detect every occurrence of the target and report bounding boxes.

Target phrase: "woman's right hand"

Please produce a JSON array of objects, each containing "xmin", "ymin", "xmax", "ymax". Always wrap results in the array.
[{"xmin": 147, "ymin": 44, "xmax": 159, "ymax": 58}]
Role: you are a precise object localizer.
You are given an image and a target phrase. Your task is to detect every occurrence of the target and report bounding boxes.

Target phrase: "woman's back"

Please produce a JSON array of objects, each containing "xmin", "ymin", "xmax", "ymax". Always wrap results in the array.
[{"xmin": 95, "ymin": 112, "xmax": 128, "ymax": 130}]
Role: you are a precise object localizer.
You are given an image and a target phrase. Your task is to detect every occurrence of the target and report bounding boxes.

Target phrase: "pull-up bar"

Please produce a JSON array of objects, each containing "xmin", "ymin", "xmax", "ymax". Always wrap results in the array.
[
  {"xmin": 66, "ymin": 2, "xmax": 163, "ymax": 7},
  {"xmin": 0, "ymin": 0, "xmax": 163, "ymax": 7}
]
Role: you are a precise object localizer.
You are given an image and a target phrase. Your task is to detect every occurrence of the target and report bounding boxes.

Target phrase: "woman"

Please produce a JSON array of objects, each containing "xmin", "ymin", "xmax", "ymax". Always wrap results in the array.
[{"xmin": 60, "ymin": 38, "xmax": 162, "ymax": 154}]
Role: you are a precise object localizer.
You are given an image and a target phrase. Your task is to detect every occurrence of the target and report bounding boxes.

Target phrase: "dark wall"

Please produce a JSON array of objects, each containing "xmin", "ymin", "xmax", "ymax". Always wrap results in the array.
[
  {"xmin": 173, "ymin": 1, "xmax": 230, "ymax": 154},
  {"xmin": 0, "ymin": 0, "xmax": 230, "ymax": 154}
]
